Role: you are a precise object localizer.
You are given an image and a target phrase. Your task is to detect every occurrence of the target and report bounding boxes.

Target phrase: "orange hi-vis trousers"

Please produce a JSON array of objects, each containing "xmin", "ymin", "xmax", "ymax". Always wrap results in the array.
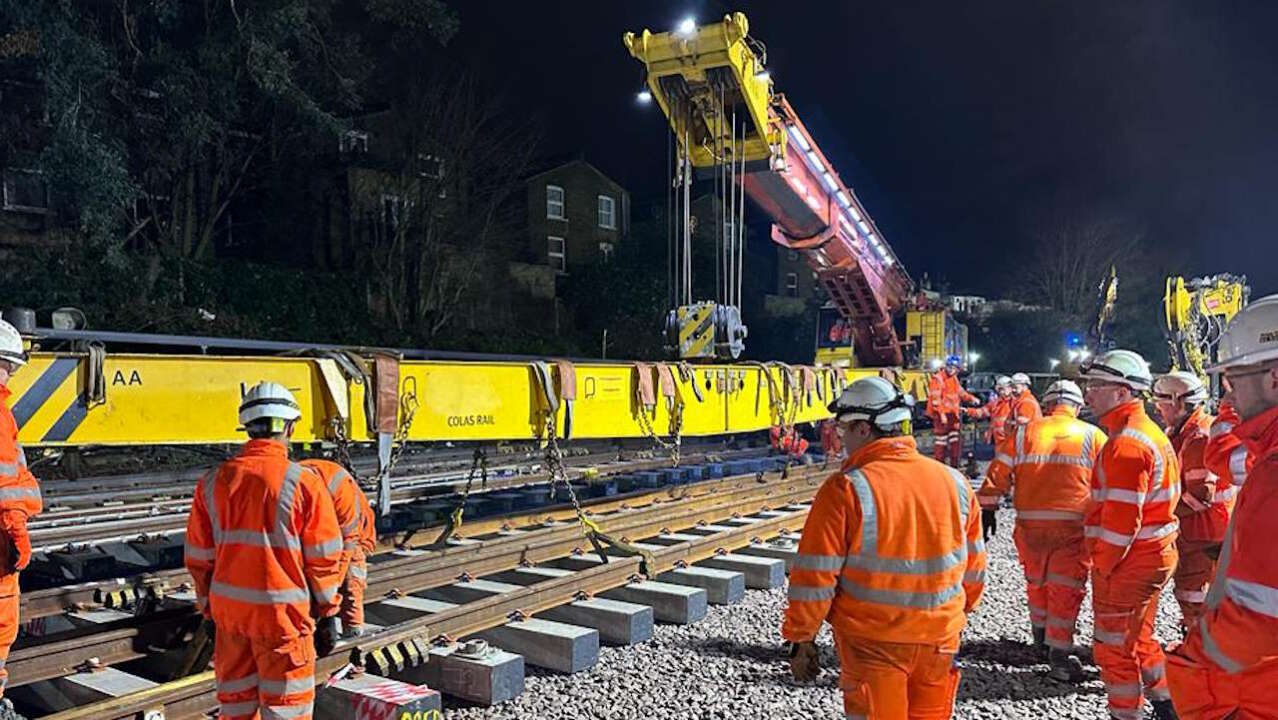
[
  {"xmin": 1014, "ymin": 524, "xmax": 1089, "ymax": 651},
  {"xmin": 1092, "ymin": 544, "xmax": 1177, "ymax": 720},
  {"xmin": 834, "ymin": 632, "xmax": 961, "ymax": 720},
  {"xmin": 340, "ymin": 547, "xmax": 367, "ymax": 629},
  {"xmin": 214, "ymin": 631, "xmax": 316, "ymax": 720}
]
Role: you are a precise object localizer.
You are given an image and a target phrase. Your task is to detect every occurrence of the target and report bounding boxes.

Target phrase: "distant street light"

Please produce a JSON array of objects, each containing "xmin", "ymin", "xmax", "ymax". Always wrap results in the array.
[
  {"xmin": 967, "ymin": 352, "xmax": 981, "ymax": 372},
  {"xmin": 1050, "ymin": 358, "xmax": 1061, "ymax": 370},
  {"xmin": 677, "ymin": 17, "xmax": 697, "ymax": 36},
  {"xmin": 637, "ymin": 89, "xmax": 652, "ymax": 104}
]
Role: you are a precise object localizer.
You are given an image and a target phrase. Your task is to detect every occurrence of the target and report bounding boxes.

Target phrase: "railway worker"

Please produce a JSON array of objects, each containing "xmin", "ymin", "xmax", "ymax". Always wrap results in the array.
[
  {"xmin": 964, "ymin": 375, "xmax": 1014, "ymax": 445},
  {"xmin": 976, "ymin": 379, "xmax": 1105, "ymax": 681},
  {"xmin": 185, "ymin": 381, "xmax": 344, "ymax": 720},
  {"xmin": 0, "ymin": 320, "xmax": 41, "ymax": 704},
  {"xmin": 1079, "ymin": 349, "xmax": 1180, "ymax": 720},
  {"xmin": 1167, "ymin": 295, "xmax": 1278, "ymax": 719},
  {"xmin": 1151, "ymin": 372, "xmax": 1231, "ymax": 632},
  {"xmin": 927, "ymin": 354, "xmax": 981, "ymax": 467},
  {"xmin": 299, "ymin": 458, "xmax": 377, "ymax": 638},
  {"xmin": 1009, "ymin": 372, "xmax": 1043, "ymax": 430},
  {"xmin": 1202, "ymin": 400, "xmax": 1250, "ymax": 522},
  {"xmin": 782, "ymin": 376, "xmax": 985, "ymax": 719}
]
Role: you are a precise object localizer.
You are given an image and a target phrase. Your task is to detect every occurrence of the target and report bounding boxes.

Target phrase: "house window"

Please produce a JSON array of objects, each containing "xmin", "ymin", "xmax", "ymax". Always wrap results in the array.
[
  {"xmin": 340, "ymin": 130, "xmax": 368, "ymax": 154},
  {"xmin": 597, "ymin": 195, "xmax": 616, "ymax": 229},
  {"xmin": 548, "ymin": 236, "xmax": 566, "ymax": 273},
  {"xmin": 599, "ymin": 242, "xmax": 615, "ymax": 262},
  {"xmin": 547, "ymin": 185, "xmax": 565, "ymax": 220},
  {"xmin": 2, "ymin": 170, "xmax": 48, "ymax": 213},
  {"xmin": 785, "ymin": 272, "xmax": 799, "ymax": 297}
]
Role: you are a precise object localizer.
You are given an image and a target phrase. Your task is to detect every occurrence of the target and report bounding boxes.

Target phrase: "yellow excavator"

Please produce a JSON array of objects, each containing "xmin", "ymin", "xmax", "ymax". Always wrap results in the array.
[{"xmin": 1163, "ymin": 274, "xmax": 1249, "ymax": 380}]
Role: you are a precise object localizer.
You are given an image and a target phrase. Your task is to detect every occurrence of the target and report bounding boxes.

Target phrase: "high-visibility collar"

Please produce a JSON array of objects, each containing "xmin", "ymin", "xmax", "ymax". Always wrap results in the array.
[
  {"xmin": 238, "ymin": 438, "xmax": 290, "ymax": 459},
  {"xmin": 1235, "ymin": 405, "xmax": 1278, "ymax": 461},
  {"xmin": 842, "ymin": 435, "xmax": 919, "ymax": 470},
  {"xmin": 1097, "ymin": 399, "xmax": 1146, "ymax": 434},
  {"xmin": 1049, "ymin": 405, "xmax": 1078, "ymax": 419},
  {"xmin": 1169, "ymin": 406, "xmax": 1210, "ymax": 445}
]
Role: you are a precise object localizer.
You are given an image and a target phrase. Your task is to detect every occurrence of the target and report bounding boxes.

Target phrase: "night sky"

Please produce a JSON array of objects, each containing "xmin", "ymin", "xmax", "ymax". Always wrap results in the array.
[{"xmin": 454, "ymin": 1, "xmax": 1278, "ymax": 298}]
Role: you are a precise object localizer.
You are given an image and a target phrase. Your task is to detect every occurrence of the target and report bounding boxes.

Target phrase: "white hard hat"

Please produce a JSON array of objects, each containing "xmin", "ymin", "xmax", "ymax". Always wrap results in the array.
[
  {"xmin": 1042, "ymin": 379, "xmax": 1084, "ymax": 406},
  {"xmin": 0, "ymin": 320, "xmax": 28, "ymax": 367},
  {"xmin": 238, "ymin": 381, "xmax": 302, "ymax": 426},
  {"xmin": 827, "ymin": 376, "xmax": 915, "ymax": 429},
  {"xmin": 1152, "ymin": 371, "xmax": 1208, "ymax": 405},
  {"xmin": 1209, "ymin": 294, "xmax": 1278, "ymax": 372},
  {"xmin": 994, "ymin": 375, "xmax": 1012, "ymax": 389},
  {"xmin": 1079, "ymin": 349, "xmax": 1152, "ymax": 391},
  {"xmin": 1011, "ymin": 372, "xmax": 1031, "ymax": 386}
]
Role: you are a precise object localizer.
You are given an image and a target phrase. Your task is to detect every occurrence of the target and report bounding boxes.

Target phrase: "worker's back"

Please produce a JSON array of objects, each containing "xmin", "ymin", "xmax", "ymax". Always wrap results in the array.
[
  {"xmin": 187, "ymin": 439, "xmax": 342, "ymax": 640},
  {"xmin": 995, "ymin": 407, "xmax": 1105, "ymax": 520},
  {"xmin": 804, "ymin": 438, "xmax": 984, "ymax": 646}
]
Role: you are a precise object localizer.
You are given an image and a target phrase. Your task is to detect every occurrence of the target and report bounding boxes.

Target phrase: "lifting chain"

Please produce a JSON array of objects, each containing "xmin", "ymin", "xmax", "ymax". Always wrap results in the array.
[
  {"xmin": 329, "ymin": 416, "xmax": 357, "ymax": 479},
  {"xmin": 431, "ymin": 447, "xmax": 488, "ymax": 546},
  {"xmin": 634, "ymin": 397, "xmax": 682, "ymax": 468}
]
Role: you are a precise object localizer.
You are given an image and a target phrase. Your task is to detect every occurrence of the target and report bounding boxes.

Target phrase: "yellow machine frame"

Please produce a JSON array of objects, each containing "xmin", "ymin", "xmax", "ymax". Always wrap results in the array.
[{"xmin": 1163, "ymin": 274, "xmax": 1248, "ymax": 379}]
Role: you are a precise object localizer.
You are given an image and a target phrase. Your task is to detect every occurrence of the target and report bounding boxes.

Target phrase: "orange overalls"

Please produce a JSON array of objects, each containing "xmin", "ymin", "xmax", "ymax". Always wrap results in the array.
[
  {"xmin": 1009, "ymin": 389, "xmax": 1042, "ymax": 431},
  {"xmin": 967, "ymin": 393, "xmax": 1013, "ymax": 445},
  {"xmin": 1167, "ymin": 404, "xmax": 1278, "ymax": 720},
  {"xmin": 186, "ymin": 440, "xmax": 344, "ymax": 720},
  {"xmin": 927, "ymin": 372, "xmax": 979, "ymax": 467},
  {"xmin": 300, "ymin": 460, "xmax": 377, "ymax": 632},
  {"xmin": 1087, "ymin": 400, "xmax": 1181, "ymax": 720},
  {"xmin": 0, "ymin": 384, "xmax": 40, "ymax": 697},
  {"xmin": 978, "ymin": 405, "xmax": 1106, "ymax": 651},
  {"xmin": 782, "ymin": 436, "xmax": 986, "ymax": 719},
  {"xmin": 1169, "ymin": 407, "xmax": 1233, "ymax": 630}
]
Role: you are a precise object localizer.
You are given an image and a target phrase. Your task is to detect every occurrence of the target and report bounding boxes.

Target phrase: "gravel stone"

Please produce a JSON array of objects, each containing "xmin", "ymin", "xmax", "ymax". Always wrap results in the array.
[{"xmin": 445, "ymin": 508, "xmax": 1185, "ymax": 719}]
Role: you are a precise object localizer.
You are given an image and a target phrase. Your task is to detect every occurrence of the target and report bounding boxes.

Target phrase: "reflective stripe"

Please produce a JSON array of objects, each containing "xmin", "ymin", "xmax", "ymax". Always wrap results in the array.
[
  {"xmin": 1142, "ymin": 663, "xmax": 1166, "ymax": 684},
  {"xmin": 1147, "ymin": 685, "xmax": 1171, "ymax": 701},
  {"xmin": 1097, "ymin": 462, "xmax": 1108, "ymax": 489},
  {"xmin": 275, "ymin": 463, "xmax": 304, "ymax": 541},
  {"xmin": 846, "ymin": 470, "xmax": 878, "ymax": 555},
  {"xmin": 220, "ymin": 700, "xmax": 260, "ymax": 717},
  {"xmin": 217, "ymin": 673, "xmax": 260, "ymax": 694},
  {"xmin": 1175, "ymin": 589, "xmax": 1208, "ymax": 603},
  {"xmin": 327, "ymin": 469, "xmax": 351, "ymax": 496},
  {"xmin": 195, "ymin": 595, "xmax": 209, "ymax": 611},
  {"xmin": 1045, "ymin": 573, "xmax": 1085, "ymax": 588},
  {"xmin": 1225, "ymin": 577, "xmax": 1278, "ymax": 618},
  {"xmin": 203, "ymin": 472, "xmax": 220, "ymax": 545},
  {"xmin": 1084, "ymin": 526, "xmax": 1134, "ymax": 547},
  {"xmin": 788, "ymin": 583, "xmax": 836, "ymax": 602},
  {"xmin": 1116, "ymin": 428, "xmax": 1168, "ymax": 488},
  {"xmin": 1181, "ymin": 493, "xmax": 1209, "ymax": 512},
  {"xmin": 310, "ymin": 582, "xmax": 339, "ymax": 606},
  {"xmin": 846, "ymin": 715, "xmax": 868, "ymax": 720},
  {"xmin": 948, "ymin": 467, "xmax": 970, "ymax": 527},
  {"xmin": 210, "ymin": 580, "xmax": 308, "ymax": 605},
  {"xmin": 1091, "ymin": 486, "xmax": 1176, "ymax": 505},
  {"xmin": 220, "ymin": 529, "xmax": 301, "ymax": 551},
  {"xmin": 185, "ymin": 543, "xmax": 216, "ymax": 562},
  {"xmin": 262, "ymin": 705, "xmax": 314, "ymax": 720},
  {"xmin": 303, "ymin": 537, "xmax": 343, "ymax": 560},
  {"xmin": 1215, "ymin": 485, "xmax": 1239, "ymax": 503},
  {"xmin": 838, "ymin": 576, "xmax": 964, "ymax": 609},
  {"xmin": 347, "ymin": 563, "xmax": 368, "ymax": 580},
  {"xmin": 1018, "ymin": 453, "xmax": 1093, "ymax": 469},
  {"xmin": 1206, "ymin": 513, "xmax": 1238, "ymax": 610},
  {"xmin": 259, "ymin": 676, "xmax": 315, "ymax": 696},
  {"xmin": 1046, "ymin": 615, "xmax": 1077, "ymax": 629},
  {"xmin": 341, "ymin": 519, "xmax": 361, "ymax": 538},
  {"xmin": 964, "ymin": 568, "xmax": 985, "ymax": 584},
  {"xmin": 0, "ymin": 486, "xmax": 40, "ymax": 502},
  {"xmin": 968, "ymin": 539, "xmax": 984, "ymax": 556},
  {"xmin": 16, "ymin": 445, "xmax": 26, "ymax": 468},
  {"xmin": 1229, "ymin": 447, "xmax": 1249, "ymax": 484},
  {"xmin": 1016, "ymin": 510, "xmax": 1084, "ymax": 521},
  {"xmin": 793, "ymin": 553, "xmax": 844, "ymax": 572},
  {"xmin": 1210, "ymin": 421, "xmax": 1235, "ymax": 439},
  {"xmin": 993, "ymin": 453, "xmax": 1015, "ymax": 467},
  {"xmin": 1184, "ymin": 469, "xmax": 1210, "ymax": 481},
  {"xmin": 1014, "ymin": 426, "xmax": 1026, "ymax": 461},
  {"xmin": 843, "ymin": 546, "xmax": 966, "ymax": 575},
  {"xmin": 1109, "ymin": 708, "xmax": 1143, "ymax": 720},
  {"xmin": 1080, "ymin": 429, "xmax": 1099, "ymax": 465},
  {"xmin": 1136, "ymin": 521, "xmax": 1178, "ymax": 540},
  {"xmin": 1105, "ymin": 682, "xmax": 1142, "ymax": 698},
  {"xmin": 1198, "ymin": 616, "xmax": 1244, "ymax": 673},
  {"xmin": 0, "ymin": 462, "xmax": 18, "ymax": 477},
  {"xmin": 1094, "ymin": 627, "xmax": 1127, "ymax": 644}
]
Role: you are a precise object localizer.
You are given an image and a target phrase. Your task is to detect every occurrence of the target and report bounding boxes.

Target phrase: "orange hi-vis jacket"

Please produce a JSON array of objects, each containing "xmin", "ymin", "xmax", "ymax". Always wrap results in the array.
[
  {"xmin": 979, "ymin": 394, "xmax": 1014, "ymax": 443},
  {"xmin": 1086, "ymin": 400, "xmax": 1181, "ymax": 576},
  {"xmin": 300, "ymin": 460, "xmax": 377, "ymax": 556},
  {"xmin": 1170, "ymin": 406, "xmax": 1231, "ymax": 544},
  {"xmin": 977, "ymin": 405, "xmax": 1106, "ymax": 521},
  {"xmin": 927, "ymin": 372, "xmax": 978, "ymax": 420},
  {"xmin": 1204, "ymin": 402, "xmax": 1250, "ymax": 500},
  {"xmin": 185, "ymin": 440, "xmax": 344, "ymax": 640},
  {"xmin": 782, "ymin": 436, "xmax": 986, "ymax": 647},
  {"xmin": 1009, "ymin": 389, "xmax": 1043, "ymax": 429},
  {"xmin": 0, "ymin": 385, "xmax": 41, "ymax": 579},
  {"xmin": 1181, "ymin": 405, "xmax": 1278, "ymax": 673}
]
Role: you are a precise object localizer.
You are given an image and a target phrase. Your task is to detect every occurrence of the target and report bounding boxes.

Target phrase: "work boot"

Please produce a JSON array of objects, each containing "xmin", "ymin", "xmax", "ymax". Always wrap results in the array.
[
  {"xmin": 1031, "ymin": 627, "xmax": 1048, "ymax": 658},
  {"xmin": 1046, "ymin": 649, "xmax": 1084, "ymax": 683},
  {"xmin": 1150, "ymin": 699, "xmax": 1180, "ymax": 720}
]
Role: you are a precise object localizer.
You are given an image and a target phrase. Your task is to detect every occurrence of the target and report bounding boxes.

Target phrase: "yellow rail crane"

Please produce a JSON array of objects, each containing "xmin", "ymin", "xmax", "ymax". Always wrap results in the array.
[{"xmin": 1164, "ymin": 274, "xmax": 1249, "ymax": 381}]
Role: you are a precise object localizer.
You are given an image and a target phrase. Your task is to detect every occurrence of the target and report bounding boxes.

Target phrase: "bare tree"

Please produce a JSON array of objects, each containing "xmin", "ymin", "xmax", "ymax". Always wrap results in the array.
[
  {"xmin": 353, "ymin": 72, "xmax": 538, "ymax": 339},
  {"xmin": 1018, "ymin": 210, "xmax": 1144, "ymax": 316}
]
